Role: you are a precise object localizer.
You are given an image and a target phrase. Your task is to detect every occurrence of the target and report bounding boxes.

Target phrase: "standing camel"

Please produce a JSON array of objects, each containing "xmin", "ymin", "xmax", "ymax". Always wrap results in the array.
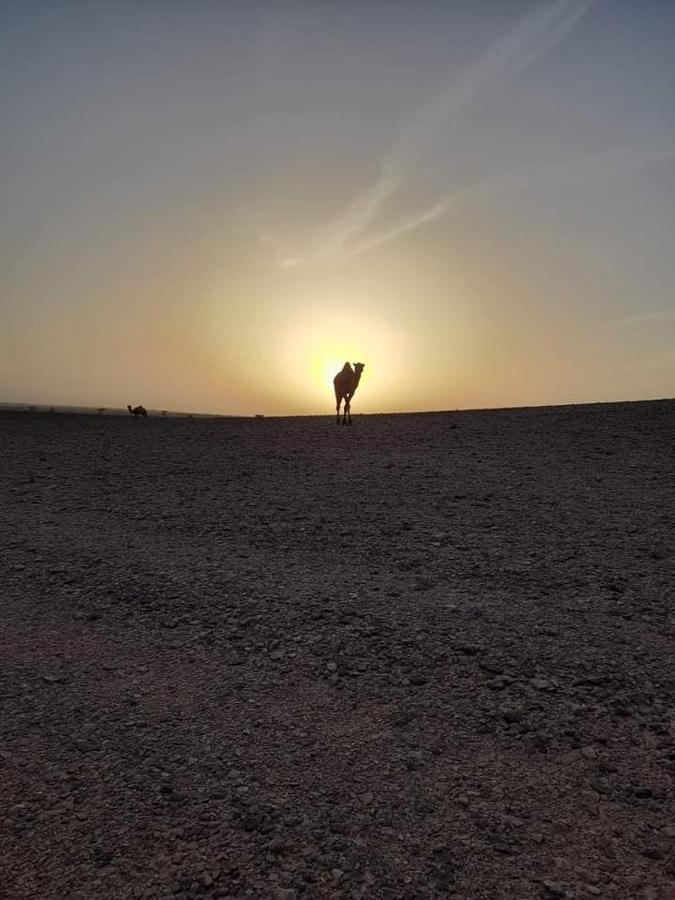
[
  {"xmin": 333, "ymin": 362, "xmax": 365, "ymax": 425},
  {"xmin": 127, "ymin": 405, "xmax": 147, "ymax": 417}
]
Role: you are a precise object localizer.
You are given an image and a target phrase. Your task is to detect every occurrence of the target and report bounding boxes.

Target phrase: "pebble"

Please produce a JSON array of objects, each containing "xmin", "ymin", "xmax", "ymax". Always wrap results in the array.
[
  {"xmin": 480, "ymin": 661, "xmax": 504, "ymax": 675},
  {"xmin": 632, "ymin": 786, "xmax": 652, "ymax": 798},
  {"xmin": 542, "ymin": 881, "xmax": 567, "ymax": 898},
  {"xmin": 590, "ymin": 777, "xmax": 610, "ymax": 795}
]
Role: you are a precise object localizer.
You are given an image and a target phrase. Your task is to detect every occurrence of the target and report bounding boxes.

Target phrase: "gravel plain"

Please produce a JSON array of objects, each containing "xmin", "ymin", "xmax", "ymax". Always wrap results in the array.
[{"xmin": 1, "ymin": 401, "xmax": 674, "ymax": 900}]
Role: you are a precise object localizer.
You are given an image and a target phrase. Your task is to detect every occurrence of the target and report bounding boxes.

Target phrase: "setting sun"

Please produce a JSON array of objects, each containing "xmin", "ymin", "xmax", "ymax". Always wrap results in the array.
[{"xmin": 279, "ymin": 307, "xmax": 405, "ymax": 413}]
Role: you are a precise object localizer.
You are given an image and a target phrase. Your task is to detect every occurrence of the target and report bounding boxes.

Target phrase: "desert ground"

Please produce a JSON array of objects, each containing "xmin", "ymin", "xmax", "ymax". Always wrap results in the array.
[{"xmin": 1, "ymin": 401, "xmax": 673, "ymax": 900}]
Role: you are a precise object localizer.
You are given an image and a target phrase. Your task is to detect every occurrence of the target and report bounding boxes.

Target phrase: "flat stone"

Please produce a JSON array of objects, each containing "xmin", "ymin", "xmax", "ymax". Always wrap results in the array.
[
  {"xmin": 541, "ymin": 881, "xmax": 567, "ymax": 898},
  {"xmin": 632, "ymin": 786, "xmax": 652, "ymax": 799}
]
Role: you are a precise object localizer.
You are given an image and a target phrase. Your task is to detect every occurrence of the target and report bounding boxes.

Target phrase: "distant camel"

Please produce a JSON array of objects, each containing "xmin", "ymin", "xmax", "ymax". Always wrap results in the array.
[
  {"xmin": 127, "ymin": 405, "xmax": 147, "ymax": 417},
  {"xmin": 333, "ymin": 362, "xmax": 365, "ymax": 425}
]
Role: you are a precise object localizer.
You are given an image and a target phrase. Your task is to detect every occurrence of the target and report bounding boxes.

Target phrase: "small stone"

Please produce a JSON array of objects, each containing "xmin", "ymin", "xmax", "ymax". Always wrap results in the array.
[
  {"xmin": 42, "ymin": 674, "xmax": 66, "ymax": 685},
  {"xmin": 242, "ymin": 813, "xmax": 263, "ymax": 832},
  {"xmin": 326, "ymin": 662, "xmax": 338, "ymax": 672},
  {"xmin": 359, "ymin": 792, "xmax": 374, "ymax": 806},
  {"xmin": 541, "ymin": 881, "xmax": 567, "ymax": 898},
  {"xmin": 632, "ymin": 786, "xmax": 652, "ymax": 799},
  {"xmin": 590, "ymin": 777, "xmax": 610, "ymax": 795},
  {"xmin": 404, "ymin": 751, "xmax": 424, "ymax": 771},
  {"xmin": 480, "ymin": 661, "xmax": 504, "ymax": 675},
  {"xmin": 455, "ymin": 643, "xmax": 482, "ymax": 656},
  {"xmin": 274, "ymin": 890, "xmax": 297, "ymax": 900}
]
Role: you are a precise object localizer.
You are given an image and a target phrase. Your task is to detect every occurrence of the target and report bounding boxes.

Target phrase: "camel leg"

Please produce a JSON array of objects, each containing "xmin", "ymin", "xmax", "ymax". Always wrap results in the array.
[
  {"xmin": 343, "ymin": 396, "xmax": 351, "ymax": 425},
  {"xmin": 336, "ymin": 396, "xmax": 341, "ymax": 425}
]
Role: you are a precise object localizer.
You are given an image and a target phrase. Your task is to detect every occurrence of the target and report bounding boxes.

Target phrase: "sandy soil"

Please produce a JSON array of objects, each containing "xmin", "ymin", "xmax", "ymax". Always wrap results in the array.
[{"xmin": 1, "ymin": 401, "xmax": 673, "ymax": 900}]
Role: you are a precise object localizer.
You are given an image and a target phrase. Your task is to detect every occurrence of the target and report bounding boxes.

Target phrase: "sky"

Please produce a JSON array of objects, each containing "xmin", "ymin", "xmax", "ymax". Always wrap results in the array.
[{"xmin": 2, "ymin": 0, "xmax": 674, "ymax": 415}]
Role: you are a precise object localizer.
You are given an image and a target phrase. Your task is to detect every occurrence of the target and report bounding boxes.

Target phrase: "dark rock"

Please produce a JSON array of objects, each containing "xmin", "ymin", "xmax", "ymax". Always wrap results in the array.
[
  {"xmin": 541, "ymin": 881, "xmax": 567, "ymax": 898},
  {"xmin": 590, "ymin": 777, "xmax": 610, "ymax": 795},
  {"xmin": 632, "ymin": 786, "xmax": 652, "ymax": 799},
  {"xmin": 480, "ymin": 661, "xmax": 504, "ymax": 675}
]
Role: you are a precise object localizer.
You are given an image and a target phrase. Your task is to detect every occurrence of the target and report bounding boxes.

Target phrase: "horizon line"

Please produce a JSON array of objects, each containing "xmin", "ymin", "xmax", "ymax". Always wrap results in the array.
[{"xmin": 1, "ymin": 394, "xmax": 673, "ymax": 421}]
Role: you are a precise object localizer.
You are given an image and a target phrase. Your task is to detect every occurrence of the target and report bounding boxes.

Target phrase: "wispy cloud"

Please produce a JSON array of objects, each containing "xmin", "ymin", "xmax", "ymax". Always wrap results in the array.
[
  {"xmin": 615, "ymin": 308, "xmax": 675, "ymax": 327},
  {"xmin": 333, "ymin": 144, "xmax": 675, "ymax": 262},
  {"xmin": 263, "ymin": 0, "xmax": 599, "ymax": 268},
  {"xmin": 382, "ymin": 0, "xmax": 596, "ymax": 172}
]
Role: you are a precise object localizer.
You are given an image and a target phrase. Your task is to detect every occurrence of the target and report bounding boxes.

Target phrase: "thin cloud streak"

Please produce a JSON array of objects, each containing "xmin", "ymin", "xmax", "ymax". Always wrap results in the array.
[
  {"xmin": 339, "ymin": 145, "xmax": 674, "ymax": 262},
  {"xmin": 384, "ymin": 0, "xmax": 596, "ymax": 171},
  {"xmin": 269, "ymin": 0, "xmax": 598, "ymax": 268},
  {"xmin": 616, "ymin": 308, "xmax": 675, "ymax": 327}
]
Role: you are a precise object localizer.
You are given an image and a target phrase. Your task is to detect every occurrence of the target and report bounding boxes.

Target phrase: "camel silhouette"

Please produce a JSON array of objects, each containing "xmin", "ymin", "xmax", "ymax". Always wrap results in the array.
[
  {"xmin": 127, "ymin": 405, "xmax": 147, "ymax": 417},
  {"xmin": 333, "ymin": 362, "xmax": 365, "ymax": 425}
]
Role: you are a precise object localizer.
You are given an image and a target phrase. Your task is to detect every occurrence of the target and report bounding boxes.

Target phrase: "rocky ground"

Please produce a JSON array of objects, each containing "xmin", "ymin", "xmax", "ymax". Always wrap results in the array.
[{"xmin": 1, "ymin": 401, "xmax": 673, "ymax": 900}]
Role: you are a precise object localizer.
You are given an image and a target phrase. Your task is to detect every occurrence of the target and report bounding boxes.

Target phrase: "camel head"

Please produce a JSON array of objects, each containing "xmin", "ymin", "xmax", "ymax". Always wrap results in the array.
[
  {"xmin": 353, "ymin": 362, "xmax": 365, "ymax": 382},
  {"xmin": 127, "ymin": 405, "xmax": 133, "ymax": 414}
]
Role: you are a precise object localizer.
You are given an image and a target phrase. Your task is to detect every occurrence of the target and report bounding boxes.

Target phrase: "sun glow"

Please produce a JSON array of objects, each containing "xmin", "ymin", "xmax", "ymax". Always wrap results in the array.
[
  {"xmin": 310, "ymin": 347, "xmax": 359, "ymax": 394},
  {"xmin": 280, "ymin": 307, "xmax": 406, "ymax": 413}
]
